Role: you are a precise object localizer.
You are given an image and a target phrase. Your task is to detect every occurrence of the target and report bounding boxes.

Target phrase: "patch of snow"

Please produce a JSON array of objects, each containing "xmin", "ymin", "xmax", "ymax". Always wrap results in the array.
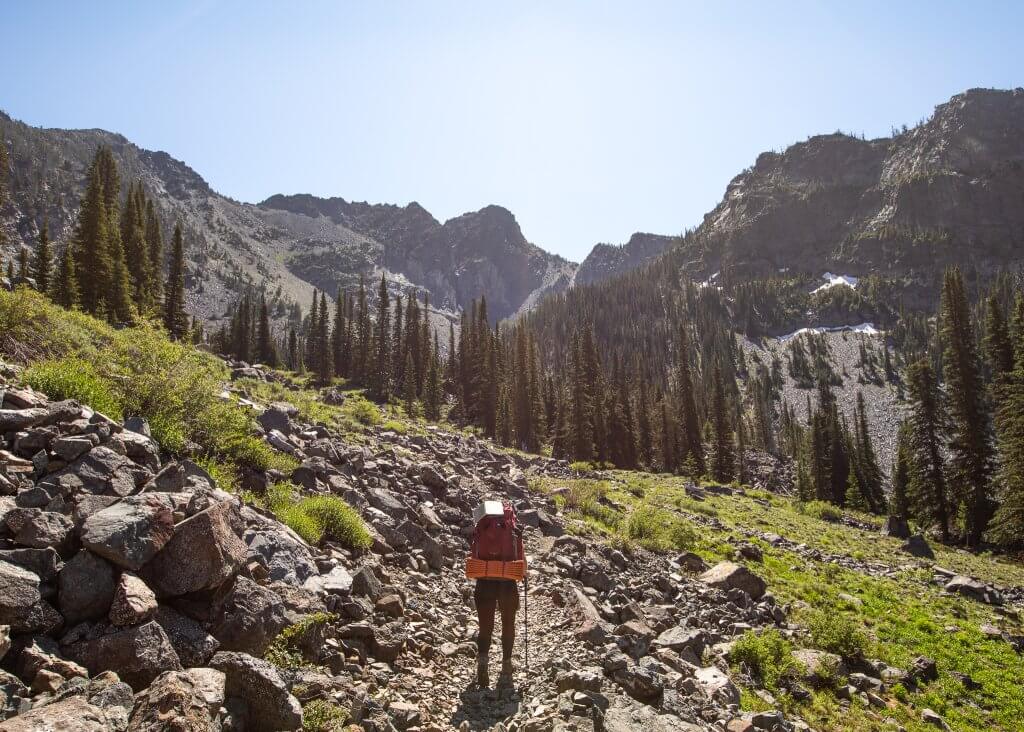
[
  {"xmin": 697, "ymin": 271, "xmax": 721, "ymax": 290},
  {"xmin": 811, "ymin": 272, "xmax": 859, "ymax": 294},
  {"xmin": 778, "ymin": 322, "xmax": 881, "ymax": 343}
]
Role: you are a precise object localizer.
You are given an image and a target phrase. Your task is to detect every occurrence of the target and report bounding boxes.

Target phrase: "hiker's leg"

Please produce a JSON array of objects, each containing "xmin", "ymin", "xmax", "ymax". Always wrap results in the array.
[
  {"xmin": 498, "ymin": 581, "xmax": 520, "ymax": 662},
  {"xmin": 474, "ymin": 580, "xmax": 498, "ymax": 655}
]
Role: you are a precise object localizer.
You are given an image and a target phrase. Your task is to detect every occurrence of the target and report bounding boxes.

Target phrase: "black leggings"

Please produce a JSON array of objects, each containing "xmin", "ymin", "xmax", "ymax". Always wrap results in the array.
[{"xmin": 474, "ymin": 579, "xmax": 520, "ymax": 660}]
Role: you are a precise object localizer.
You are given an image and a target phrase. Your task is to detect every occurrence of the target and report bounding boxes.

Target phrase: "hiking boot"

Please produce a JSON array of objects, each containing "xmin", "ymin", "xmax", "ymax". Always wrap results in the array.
[{"xmin": 476, "ymin": 655, "xmax": 489, "ymax": 687}]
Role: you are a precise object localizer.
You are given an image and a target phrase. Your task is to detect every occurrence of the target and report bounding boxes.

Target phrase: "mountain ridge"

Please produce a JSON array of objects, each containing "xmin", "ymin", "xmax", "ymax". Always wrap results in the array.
[{"xmin": 0, "ymin": 113, "xmax": 670, "ymax": 324}]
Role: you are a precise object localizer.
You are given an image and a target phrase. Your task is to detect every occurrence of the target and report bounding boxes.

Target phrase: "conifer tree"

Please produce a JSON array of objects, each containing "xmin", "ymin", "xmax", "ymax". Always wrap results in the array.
[
  {"xmin": 121, "ymin": 182, "xmax": 149, "ymax": 305},
  {"xmin": 73, "ymin": 154, "xmax": 113, "ymax": 314},
  {"xmin": 144, "ymin": 200, "xmax": 164, "ymax": 310},
  {"xmin": 316, "ymin": 291, "xmax": 333, "ymax": 385},
  {"xmin": 424, "ymin": 331, "xmax": 442, "ymax": 421},
  {"xmin": 736, "ymin": 410, "xmax": 746, "ymax": 484},
  {"xmin": 890, "ymin": 424, "xmax": 911, "ymax": 520},
  {"xmin": 257, "ymin": 295, "xmax": 276, "ymax": 366},
  {"xmin": 403, "ymin": 351, "xmax": 417, "ymax": 417},
  {"xmin": 710, "ymin": 364, "xmax": 734, "ymax": 482},
  {"xmin": 940, "ymin": 267, "xmax": 993, "ymax": 545},
  {"xmin": 305, "ymin": 291, "xmax": 319, "ymax": 370},
  {"xmin": 795, "ymin": 451, "xmax": 813, "ymax": 502},
  {"xmin": 660, "ymin": 398, "xmax": 675, "ymax": 472},
  {"xmin": 675, "ymin": 325, "xmax": 705, "ymax": 474},
  {"xmin": 906, "ymin": 359, "xmax": 950, "ymax": 542},
  {"xmin": 569, "ymin": 333, "xmax": 595, "ymax": 461},
  {"xmin": 373, "ymin": 274, "xmax": 391, "ymax": 400},
  {"xmin": 845, "ymin": 461, "xmax": 870, "ymax": 511},
  {"xmin": 107, "ymin": 226, "xmax": 134, "ymax": 324},
  {"xmin": 392, "ymin": 294, "xmax": 403, "ymax": 385},
  {"xmin": 16, "ymin": 246, "xmax": 29, "ymax": 281},
  {"xmin": 636, "ymin": 379, "xmax": 653, "ymax": 468},
  {"xmin": 326, "ymin": 291, "xmax": 341, "ymax": 377},
  {"xmin": 31, "ymin": 223, "xmax": 53, "ymax": 294},
  {"xmin": 990, "ymin": 361, "xmax": 1024, "ymax": 546},
  {"xmin": 163, "ymin": 223, "xmax": 187, "ymax": 339},
  {"xmin": 809, "ymin": 411, "xmax": 830, "ymax": 501},
  {"xmin": 551, "ymin": 391, "xmax": 571, "ymax": 460},
  {"xmin": 287, "ymin": 328, "xmax": 298, "ymax": 371},
  {"xmin": 355, "ymin": 276, "xmax": 370, "ymax": 381},
  {"xmin": 854, "ymin": 392, "xmax": 885, "ymax": 512},
  {"xmin": 53, "ymin": 246, "xmax": 79, "ymax": 309},
  {"xmin": 985, "ymin": 294, "xmax": 1014, "ymax": 377}
]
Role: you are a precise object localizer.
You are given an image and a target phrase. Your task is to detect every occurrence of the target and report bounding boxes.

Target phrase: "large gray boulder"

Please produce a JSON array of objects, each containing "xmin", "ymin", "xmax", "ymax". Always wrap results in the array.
[
  {"xmin": 62, "ymin": 620, "xmax": 182, "ymax": 691},
  {"xmin": 62, "ymin": 446, "xmax": 137, "ymax": 497},
  {"xmin": 0, "ymin": 560, "xmax": 61, "ymax": 633},
  {"xmin": 108, "ymin": 572, "xmax": 157, "ymax": 627},
  {"xmin": 80, "ymin": 497, "xmax": 174, "ymax": 570},
  {"xmin": 57, "ymin": 550, "xmax": 117, "ymax": 624},
  {"xmin": 12, "ymin": 510, "xmax": 74, "ymax": 552},
  {"xmin": 127, "ymin": 669, "xmax": 222, "ymax": 732},
  {"xmin": 153, "ymin": 606, "xmax": 220, "ymax": 667},
  {"xmin": 698, "ymin": 561, "xmax": 767, "ymax": 600},
  {"xmin": 0, "ymin": 695, "xmax": 108, "ymax": 731},
  {"xmin": 142, "ymin": 501, "xmax": 246, "ymax": 598},
  {"xmin": 210, "ymin": 651, "xmax": 303, "ymax": 732},
  {"xmin": 208, "ymin": 577, "xmax": 289, "ymax": 656},
  {"xmin": 944, "ymin": 575, "xmax": 1003, "ymax": 605}
]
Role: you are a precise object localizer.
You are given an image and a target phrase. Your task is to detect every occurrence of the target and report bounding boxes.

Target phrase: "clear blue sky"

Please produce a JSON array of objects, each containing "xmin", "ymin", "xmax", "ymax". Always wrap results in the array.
[{"xmin": 1, "ymin": 1, "xmax": 1021, "ymax": 261}]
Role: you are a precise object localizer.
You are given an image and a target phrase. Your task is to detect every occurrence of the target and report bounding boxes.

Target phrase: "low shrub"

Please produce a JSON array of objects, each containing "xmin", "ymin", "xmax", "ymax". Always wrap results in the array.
[
  {"xmin": 267, "ymin": 483, "xmax": 372, "ymax": 550},
  {"xmin": 302, "ymin": 495, "xmax": 373, "ymax": 550},
  {"xmin": 346, "ymin": 395, "xmax": 382, "ymax": 426},
  {"xmin": 302, "ymin": 699, "xmax": 349, "ymax": 731},
  {"xmin": 1, "ymin": 289, "xmax": 286, "ymax": 474},
  {"xmin": 265, "ymin": 612, "xmax": 337, "ymax": 669},
  {"xmin": 730, "ymin": 629, "xmax": 799, "ymax": 690},
  {"xmin": 808, "ymin": 610, "xmax": 869, "ymax": 660},
  {"xmin": 23, "ymin": 357, "xmax": 122, "ymax": 419},
  {"xmin": 796, "ymin": 500, "xmax": 842, "ymax": 522}
]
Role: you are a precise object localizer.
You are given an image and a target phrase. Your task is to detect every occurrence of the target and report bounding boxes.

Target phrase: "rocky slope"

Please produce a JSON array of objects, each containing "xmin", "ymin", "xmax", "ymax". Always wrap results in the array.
[
  {"xmin": 0, "ymin": 358, "xmax": 825, "ymax": 732},
  {"xmin": 678, "ymin": 88, "xmax": 1024, "ymax": 303}
]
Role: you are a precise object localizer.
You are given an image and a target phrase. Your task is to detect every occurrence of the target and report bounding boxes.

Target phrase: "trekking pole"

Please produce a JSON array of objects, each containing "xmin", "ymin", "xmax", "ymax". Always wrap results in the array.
[{"xmin": 523, "ymin": 574, "xmax": 530, "ymax": 675}]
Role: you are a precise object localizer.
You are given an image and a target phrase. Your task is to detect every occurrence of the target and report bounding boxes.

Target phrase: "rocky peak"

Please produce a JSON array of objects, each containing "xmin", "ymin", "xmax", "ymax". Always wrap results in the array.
[{"xmin": 576, "ymin": 232, "xmax": 675, "ymax": 286}]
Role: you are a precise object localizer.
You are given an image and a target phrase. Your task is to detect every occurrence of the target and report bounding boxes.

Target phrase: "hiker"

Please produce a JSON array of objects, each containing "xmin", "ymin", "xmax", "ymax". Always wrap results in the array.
[{"xmin": 466, "ymin": 499, "xmax": 527, "ymax": 687}]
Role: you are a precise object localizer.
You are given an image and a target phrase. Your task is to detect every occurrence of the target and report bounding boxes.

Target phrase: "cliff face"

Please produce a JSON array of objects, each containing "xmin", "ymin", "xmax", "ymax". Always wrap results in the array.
[
  {"xmin": 259, "ymin": 195, "xmax": 576, "ymax": 321},
  {"xmin": 686, "ymin": 88, "xmax": 1024, "ymax": 291}
]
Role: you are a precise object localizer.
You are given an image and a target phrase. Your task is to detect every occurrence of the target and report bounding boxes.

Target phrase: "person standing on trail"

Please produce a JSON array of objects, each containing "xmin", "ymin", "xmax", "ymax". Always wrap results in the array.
[{"xmin": 465, "ymin": 499, "xmax": 527, "ymax": 687}]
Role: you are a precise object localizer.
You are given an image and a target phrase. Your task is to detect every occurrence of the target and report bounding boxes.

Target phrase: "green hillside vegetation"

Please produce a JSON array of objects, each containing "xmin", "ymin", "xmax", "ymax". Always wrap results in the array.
[
  {"xmin": 530, "ymin": 471, "xmax": 1024, "ymax": 732},
  {"xmin": 0, "ymin": 286, "xmax": 295, "ymax": 478}
]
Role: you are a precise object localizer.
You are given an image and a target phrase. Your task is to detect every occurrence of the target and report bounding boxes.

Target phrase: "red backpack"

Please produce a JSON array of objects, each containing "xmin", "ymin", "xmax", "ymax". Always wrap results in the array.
[{"xmin": 466, "ymin": 500, "xmax": 526, "ymax": 581}]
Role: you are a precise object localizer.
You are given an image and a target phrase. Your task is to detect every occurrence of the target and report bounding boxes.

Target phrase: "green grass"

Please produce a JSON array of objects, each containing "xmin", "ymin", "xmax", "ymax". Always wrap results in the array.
[
  {"xmin": 1, "ymin": 288, "xmax": 295, "ymax": 476},
  {"xmin": 623, "ymin": 504, "xmax": 697, "ymax": 552},
  {"xmin": 265, "ymin": 482, "xmax": 372, "ymax": 550}
]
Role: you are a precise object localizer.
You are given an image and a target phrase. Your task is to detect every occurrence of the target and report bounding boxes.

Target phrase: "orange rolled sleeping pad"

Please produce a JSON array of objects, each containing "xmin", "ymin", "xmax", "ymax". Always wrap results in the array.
[{"xmin": 465, "ymin": 557, "xmax": 527, "ymax": 581}]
